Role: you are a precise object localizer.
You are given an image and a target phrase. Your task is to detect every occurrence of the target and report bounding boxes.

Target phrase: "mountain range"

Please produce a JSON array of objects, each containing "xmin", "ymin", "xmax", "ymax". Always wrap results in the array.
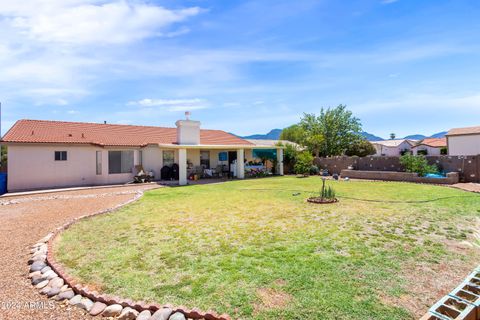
[
  {"xmin": 240, "ymin": 129, "xmax": 448, "ymax": 141},
  {"xmin": 241, "ymin": 129, "xmax": 283, "ymax": 140}
]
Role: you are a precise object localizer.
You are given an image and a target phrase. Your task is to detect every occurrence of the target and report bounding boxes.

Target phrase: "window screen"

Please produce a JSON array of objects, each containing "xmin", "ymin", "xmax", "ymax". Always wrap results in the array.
[{"xmin": 108, "ymin": 150, "xmax": 134, "ymax": 174}]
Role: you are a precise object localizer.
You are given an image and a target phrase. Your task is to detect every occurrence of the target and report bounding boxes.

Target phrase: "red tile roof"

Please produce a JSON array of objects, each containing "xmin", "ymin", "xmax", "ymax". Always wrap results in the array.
[
  {"xmin": 447, "ymin": 126, "xmax": 480, "ymax": 136},
  {"xmin": 1, "ymin": 119, "xmax": 253, "ymax": 147},
  {"xmin": 416, "ymin": 138, "xmax": 447, "ymax": 148}
]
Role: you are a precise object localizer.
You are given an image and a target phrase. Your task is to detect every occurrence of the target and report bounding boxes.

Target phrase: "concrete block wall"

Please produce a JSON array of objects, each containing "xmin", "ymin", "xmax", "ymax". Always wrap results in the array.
[{"xmin": 315, "ymin": 155, "xmax": 479, "ymax": 183}]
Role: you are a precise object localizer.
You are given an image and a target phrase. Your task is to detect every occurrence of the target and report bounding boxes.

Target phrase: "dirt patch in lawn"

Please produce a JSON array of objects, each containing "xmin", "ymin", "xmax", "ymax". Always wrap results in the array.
[
  {"xmin": 254, "ymin": 287, "xmax": 293, "ymax": 313},
  {"xmin": 380, "ymin": 257, "xmax": 478, "ymax": 318}
]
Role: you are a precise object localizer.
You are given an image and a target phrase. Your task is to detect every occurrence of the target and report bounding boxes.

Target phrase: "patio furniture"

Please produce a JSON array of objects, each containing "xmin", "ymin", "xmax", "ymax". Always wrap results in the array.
[
  {"xmin": 172, "ymin": 163, "xmax": 179, "ymax": 180},
  {"xmin": 203, "ymin": 168, "xmax": 214, "ymax": 178},
  {"xmin": 134, "ymin": 174, "xmax": 152, "ymax": 183},
  {"xmin": 211, "ymin": 165, "xmax": 223, "ymax": 178},
  {"xmin": 161, "ymin": 165, "xmax": 172, "ymax": 180},
  {"xmin": 134, "ymin": 165, "xmax": 153, "ymax": 183}
]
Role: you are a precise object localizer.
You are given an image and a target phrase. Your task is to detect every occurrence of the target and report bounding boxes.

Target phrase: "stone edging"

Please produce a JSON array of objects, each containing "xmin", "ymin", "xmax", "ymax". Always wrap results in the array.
[{"xmin": 28, "ymin": 189, "xmax": 231, "ymax": 320}]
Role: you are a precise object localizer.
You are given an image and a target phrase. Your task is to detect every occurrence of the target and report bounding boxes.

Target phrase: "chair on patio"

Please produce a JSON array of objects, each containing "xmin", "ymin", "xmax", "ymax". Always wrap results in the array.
[{"xmin": 211, "ymin": 165, "xmax": 224, "ymax": 178}]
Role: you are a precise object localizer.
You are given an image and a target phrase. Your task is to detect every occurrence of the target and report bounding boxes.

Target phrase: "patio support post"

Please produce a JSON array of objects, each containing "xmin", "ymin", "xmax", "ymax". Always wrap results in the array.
[
  {"xmin": 237, "ymin": 149, "xmax": 245, "ymax": 179},
  {"xmin": 277, "ymin": 148, "xmax": 284, "ymax": 175},
  {"xmin": 178, "ymin": 148, "xmax": 187, "ymax": 186}
]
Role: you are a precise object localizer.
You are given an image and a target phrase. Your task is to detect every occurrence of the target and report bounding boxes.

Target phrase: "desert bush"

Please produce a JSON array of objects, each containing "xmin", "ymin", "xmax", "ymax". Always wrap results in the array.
[
  {"xmin": 400, "ymin": 154, "xmax": 437, "ymax": 177},
  {"xmin": 294, "ymin": 151, "xmax": 314, "ymax": 176}
]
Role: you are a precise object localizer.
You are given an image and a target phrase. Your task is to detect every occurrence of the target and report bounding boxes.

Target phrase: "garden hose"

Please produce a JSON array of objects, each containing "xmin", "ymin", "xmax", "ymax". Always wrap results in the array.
[{"xmin": 239, "ymin": 188, "xmax": 480, "ymax": 204}]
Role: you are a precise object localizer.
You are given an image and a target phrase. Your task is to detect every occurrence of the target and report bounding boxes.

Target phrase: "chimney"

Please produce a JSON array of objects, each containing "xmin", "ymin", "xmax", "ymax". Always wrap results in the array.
[{"xmin": 175, "ymin": 111, "xmax": 200, "ymax": 145}]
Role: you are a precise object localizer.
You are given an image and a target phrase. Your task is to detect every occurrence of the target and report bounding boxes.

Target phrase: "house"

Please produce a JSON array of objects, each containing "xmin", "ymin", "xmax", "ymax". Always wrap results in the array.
[
  {"xmin": 371, "ymin": 139, "xmax": 416, "ymax": 156},
  {"xmin": 411, "ymin": 138, "xmax": 447, "ymax": 155},
  {"xmin": 446, "ymin": 125, "xmax": 480, "ymax": 156},
  {"xmin": 245, "ymin": 139, "xmax": 303, "ymax": 149},
  {"xmin": 0, "ymin": 117, "xmax": 284, "ymax": 192}
]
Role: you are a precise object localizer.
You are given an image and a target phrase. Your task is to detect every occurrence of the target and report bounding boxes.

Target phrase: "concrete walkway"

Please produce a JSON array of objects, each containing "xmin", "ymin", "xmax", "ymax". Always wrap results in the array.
[
  {"xmin": 452, "ymin": 183, "xmax": 480, "ymax": 193},
  {"xmin": 0, "ymin": 184, "xmax": 159, "ymax": 320}
]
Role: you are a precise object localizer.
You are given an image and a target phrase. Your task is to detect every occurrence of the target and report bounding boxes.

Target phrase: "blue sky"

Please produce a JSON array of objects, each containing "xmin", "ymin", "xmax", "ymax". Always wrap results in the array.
[{"xmin": 1, "ymin": 0, "xmax": 480, "ymax": 138}]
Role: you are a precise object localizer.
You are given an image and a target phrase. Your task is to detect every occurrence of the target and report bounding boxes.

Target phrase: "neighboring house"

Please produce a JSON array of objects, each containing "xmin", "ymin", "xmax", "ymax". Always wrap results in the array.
[
  {"xmin": 446, "ymin": 125, "xmax": 480, "ymax": 156},
  {"xmin": 411, "ymin": 138, "xmax": 447, "ymax": 155},
  {"xmin": 245, "ymin": 139, "xmax": 303, "ymax": 149},
  {"xmin": 371, "ymin": 139, "xmax": 416, "ymax": 156},
  {"xmin": 0, "ymin": 117, "xmax": 284, "ymax": 192}
]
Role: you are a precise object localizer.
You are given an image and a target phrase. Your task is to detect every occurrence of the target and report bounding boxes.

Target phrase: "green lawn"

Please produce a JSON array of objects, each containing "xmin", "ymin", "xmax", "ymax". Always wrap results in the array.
[{"xmin": 54, "ymin": 177, "xmax": 480, "ymax": 319}]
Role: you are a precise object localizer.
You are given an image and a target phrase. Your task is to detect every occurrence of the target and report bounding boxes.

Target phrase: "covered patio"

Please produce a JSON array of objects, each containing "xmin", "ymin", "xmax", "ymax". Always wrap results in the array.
[{"xmin": 154, "ymin": 144, "xmax": 284, "ymax": 186}]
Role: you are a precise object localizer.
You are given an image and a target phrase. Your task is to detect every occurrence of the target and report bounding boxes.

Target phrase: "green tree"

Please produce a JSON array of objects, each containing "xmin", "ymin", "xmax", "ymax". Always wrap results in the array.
[
  {"xmin": 294, "ymin": 151, "xmax": 314, "ymax": 176},
  {"xmin": 276, "ymin": 142, "xmax": 300, "ymax": 173},
  {"xmin": 345, "ymin": 138, "xmax": 376, "ymax": 157},
  {"xmin": 301, "ymin": 105, "xmax": 362, "ymax": 157},
  {"xmin": 399, "ymin": 154, "xmax": 438, "ymax": 177},
  {"xmin": 390, "ymin": 133, "xmax": 396, "ymax": 140},
  {"xmin": 280, "ymin": 124, "xmax": 304, "ymax": 144},
  {"xmin": 298, "ymin": 113, "xmax": 324, "ymax": 157}
]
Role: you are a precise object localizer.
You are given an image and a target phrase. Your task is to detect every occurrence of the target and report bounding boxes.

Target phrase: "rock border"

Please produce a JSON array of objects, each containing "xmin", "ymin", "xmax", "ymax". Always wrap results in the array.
[
  {"xmin": 306, "ymin": 197, "xmax": 338, "ymax": 204},
  {"xmin": 28, "ymin": 189, "xmax": 231, "ymax": 320}
]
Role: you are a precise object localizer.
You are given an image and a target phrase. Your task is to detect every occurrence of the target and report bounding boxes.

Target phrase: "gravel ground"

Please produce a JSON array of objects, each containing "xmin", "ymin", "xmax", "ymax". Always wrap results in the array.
[{"xmin": 0, "ymin": 184, "xmax": 160, "ymax": 320}]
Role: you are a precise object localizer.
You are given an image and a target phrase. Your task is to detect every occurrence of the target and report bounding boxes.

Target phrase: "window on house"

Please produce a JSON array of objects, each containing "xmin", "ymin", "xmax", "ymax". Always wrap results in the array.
[
  {"xmin": 54, "ymin": 151, "xmax": 67, "ymax": 161},
  {"xmin": 417, "ymin": 149, "xmax": 428, "ymax": 156},
  {"xmin": 96, "ymin": 151, "xmax": 102, "ymax": 175},
  {"xmin": 108, "ymin": 150, "xmax": 134, "ymax": 174},
  {"xmin": 139, "ymin": 150, "xmax": 143, "ymax": 166},
  {"xmin": 200, "ymin": 151, "xmax": 210, "ymax": 169},
  {"xmin": 163, "ymin": 150, "xmax": 174, "ymax": 167}
]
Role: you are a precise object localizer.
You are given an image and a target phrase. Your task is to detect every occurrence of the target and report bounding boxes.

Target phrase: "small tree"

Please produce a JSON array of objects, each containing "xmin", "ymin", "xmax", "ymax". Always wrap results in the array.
[
  {"xmin": 276, "ymin": 142, "xmax": 300, "ymax": 174},
  {"xmin": 400, "ymin": 154, "xmax": 437, "ymax": 177},
  {"xmin": 294, "ymin": 151, "xmax": 314, "ymax": 176},
  {"xmin": 345, "ymin": 138, "xmax": 376, "ymax": 157},
  {"xmin": 390, "ymin": 133, "xmax": 396, "ymax": 140}
]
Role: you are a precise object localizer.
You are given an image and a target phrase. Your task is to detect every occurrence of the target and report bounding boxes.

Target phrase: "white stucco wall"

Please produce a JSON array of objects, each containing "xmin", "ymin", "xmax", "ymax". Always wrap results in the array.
[
  {"xmin": 6, "ymin": 144, "xmax": 258, "ymax": 191},
  {"xmin": 412, "ymin": 145, "xmax": 442, "ymax": 156},
  {"xmin": 448, "ymin": 135, "xmax": 480, "ymax": 156},
  {"xmin": 7, "ymin": 144, "xmax": 140, "ymax": 192},
  {"xmin": 373, "ymin": 141, "xmax": 412, "ymax": 156}
]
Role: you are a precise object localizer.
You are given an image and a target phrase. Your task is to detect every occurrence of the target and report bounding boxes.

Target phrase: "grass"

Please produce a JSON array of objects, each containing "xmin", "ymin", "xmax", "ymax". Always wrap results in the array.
[{"xmin": 54, "ymin": 177, "xmax": 480, "ymax": 319}]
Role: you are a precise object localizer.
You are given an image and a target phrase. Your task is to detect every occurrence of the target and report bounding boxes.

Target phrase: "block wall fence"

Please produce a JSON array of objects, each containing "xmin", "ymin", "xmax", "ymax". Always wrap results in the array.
[{"xmin": 314, "ymin": 155, "xmax": 480, "ymax": 183}]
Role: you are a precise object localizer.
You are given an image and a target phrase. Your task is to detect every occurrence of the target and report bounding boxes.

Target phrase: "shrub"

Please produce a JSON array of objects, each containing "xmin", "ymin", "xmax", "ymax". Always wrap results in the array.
[
  {"xmin": 294, "ymin": 151, "xmax": 314, "ymax": 176},
  {"xmin": 399, "ymin": 154, "xmax": 438, "ymax": 177},
  {"xmin": 440, "ymin": 147, "xmax": 448, "ymax": 155},
  {"xmin": 309, "ymin": 165, "xmax": 320, "ymax": 175},
  {"xmin": 345, "ymin": 139, "xmax": 376, "ymax": 157},
  {"xmin": 283, "ymin": 143, "xmax": 300, "ymax": 173}
]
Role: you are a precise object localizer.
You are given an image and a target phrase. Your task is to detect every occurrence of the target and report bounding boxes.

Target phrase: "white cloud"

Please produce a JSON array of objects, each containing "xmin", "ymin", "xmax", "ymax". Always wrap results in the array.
[
  {"xmin": 0, "ymin": 1, "xmax": 202, "ymax": 45},
  {"xmin": 0, "ymin": 0, "xmax": 203, "ymax": 106},
  {"xmin": 353, "ymin": 93, "xmax": 480, "ymax": 114},
  {"xmin": 127, "ymin": 98, "xmax": 208, "ymax": 112}
]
